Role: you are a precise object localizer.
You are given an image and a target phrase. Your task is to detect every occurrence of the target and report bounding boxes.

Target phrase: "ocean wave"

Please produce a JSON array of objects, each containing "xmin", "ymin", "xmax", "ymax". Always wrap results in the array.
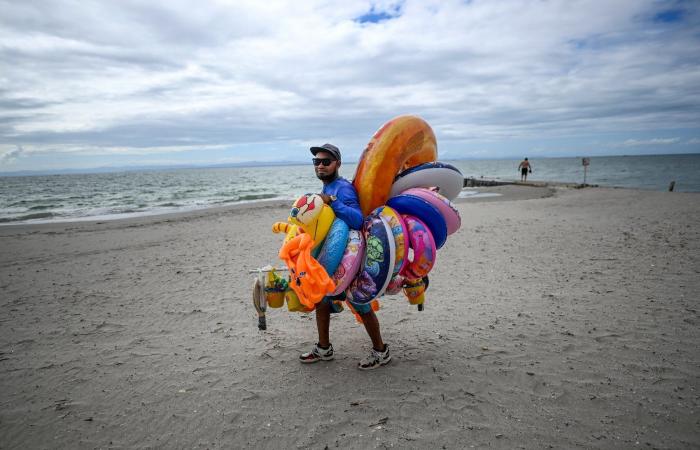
[
  {"xmin": 214, "ymin": 193, "xmax": 281, "ymax": 204},
  {"xmin": 28, "ymin": 204, "xmax": 57, "ymax": 211},
  {"xmin": 8, "ymin": 200, "xmax": 31, "ymax": 207},
  {"xmin": 0, "ymin": 212, "xmax": 57, "ymax": 223},
  {"xmin": 238, "ymin": 193, "xmax": 281, "ymax": 201}
]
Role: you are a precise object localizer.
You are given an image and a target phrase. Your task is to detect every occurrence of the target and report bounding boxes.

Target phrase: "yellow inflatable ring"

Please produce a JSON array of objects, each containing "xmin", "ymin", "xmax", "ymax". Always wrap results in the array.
[{"xmin": 353, "ymin": 115, "xmax": 437, "ymax": 216}]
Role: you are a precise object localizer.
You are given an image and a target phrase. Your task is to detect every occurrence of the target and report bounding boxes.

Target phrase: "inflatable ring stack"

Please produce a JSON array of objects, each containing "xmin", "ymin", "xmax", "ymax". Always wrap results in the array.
[
  {"xmin": 269, "ymin": 115, "xmax": 463, "ymax": 317},
  {"xmin": 350, "ymin": 115, "xmax": 463, "ymax": 309}
]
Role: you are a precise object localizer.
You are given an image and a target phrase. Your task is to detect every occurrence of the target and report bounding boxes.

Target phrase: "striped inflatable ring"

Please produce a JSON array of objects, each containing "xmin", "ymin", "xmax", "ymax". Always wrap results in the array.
[{"xmin": 373, "ymin": 205, "xmax": 409, "ymax": 277}]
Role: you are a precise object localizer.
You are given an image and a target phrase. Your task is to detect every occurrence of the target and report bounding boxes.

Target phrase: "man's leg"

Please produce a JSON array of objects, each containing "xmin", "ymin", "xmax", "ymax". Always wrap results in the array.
[
  {"xmin": 357, "ymin": 309, "xmax": 391, "ymax": 370},
  {"xmin": 359, "ymin": 309, "xmax": 384, "ymax": 351},
  {"xmin": 316, "ymin": 298, "xmax": 331, "ymax": 348},
  {"xmin": 300, "ymin": 299, "xmax": 334, "ymax": 363}
]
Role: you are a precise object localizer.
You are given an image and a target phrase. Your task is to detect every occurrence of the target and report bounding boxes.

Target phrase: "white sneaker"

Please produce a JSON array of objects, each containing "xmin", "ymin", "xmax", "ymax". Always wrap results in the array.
[
  {"xmin": 358, "ymin": 344, "xmax": 391, "ymax": 370},
  {"xmin": 299, "ymin": 343, "xmax": 334, "ymax": 364}
]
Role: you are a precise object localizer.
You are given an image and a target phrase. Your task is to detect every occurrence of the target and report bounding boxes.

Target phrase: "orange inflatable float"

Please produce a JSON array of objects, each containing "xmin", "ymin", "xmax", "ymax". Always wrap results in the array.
[
  {"xmin": 278, "ymin": 233, "xmax": 336, "ymax": 309},
  {"xmin": 353, "ymin": 115, "xmax": 437, "ymax": 216}
]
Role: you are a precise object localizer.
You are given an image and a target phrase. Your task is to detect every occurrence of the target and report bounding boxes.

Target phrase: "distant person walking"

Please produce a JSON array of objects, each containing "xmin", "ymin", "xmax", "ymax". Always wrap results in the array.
[{"xmin": 518, "ymin": 158, "xmax": 532, "ymax": 182}]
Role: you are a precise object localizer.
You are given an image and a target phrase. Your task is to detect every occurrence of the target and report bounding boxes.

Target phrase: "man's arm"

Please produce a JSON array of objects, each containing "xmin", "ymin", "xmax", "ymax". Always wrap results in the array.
[{"xmin": 327, "ymin": 184, "xmax": 364, "ymax": 230}]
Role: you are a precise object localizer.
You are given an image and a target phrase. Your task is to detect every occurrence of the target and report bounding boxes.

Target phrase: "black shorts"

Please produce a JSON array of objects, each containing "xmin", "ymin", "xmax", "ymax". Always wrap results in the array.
[{"xmin": 521, "ymin": 168, "xmax": 528, "ymax": 175}]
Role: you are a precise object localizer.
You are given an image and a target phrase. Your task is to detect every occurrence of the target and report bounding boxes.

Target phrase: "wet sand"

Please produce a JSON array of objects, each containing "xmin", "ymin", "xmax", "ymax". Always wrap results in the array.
[{"xmin": 1, "ymin": 185, "xmax": 698, "ymax": 449}]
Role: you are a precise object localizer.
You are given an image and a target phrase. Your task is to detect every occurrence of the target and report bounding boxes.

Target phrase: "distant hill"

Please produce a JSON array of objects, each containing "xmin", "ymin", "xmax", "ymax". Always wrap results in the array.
[{"xmin": 0, "ymin": 160, "xmax": 314, "ymax": 177}]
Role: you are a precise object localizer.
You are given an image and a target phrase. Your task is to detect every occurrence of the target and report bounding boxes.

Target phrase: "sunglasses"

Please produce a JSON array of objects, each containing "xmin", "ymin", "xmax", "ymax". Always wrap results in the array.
[{"xmin": 312, "ymin": 158, "xmax": 335, "ymax": 167}]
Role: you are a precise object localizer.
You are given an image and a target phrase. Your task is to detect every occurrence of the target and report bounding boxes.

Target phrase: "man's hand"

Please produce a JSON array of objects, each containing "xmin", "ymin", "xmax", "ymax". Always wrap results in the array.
[{"xmin": 319, "ymin": 194, "xmax": 332, "ymax": 204}]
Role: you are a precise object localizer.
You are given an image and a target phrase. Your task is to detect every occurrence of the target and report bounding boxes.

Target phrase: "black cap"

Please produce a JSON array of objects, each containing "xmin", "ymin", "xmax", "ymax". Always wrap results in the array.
[{"xmin": 310, "ymin": 143, "xmax": 341, "ymax": 162}]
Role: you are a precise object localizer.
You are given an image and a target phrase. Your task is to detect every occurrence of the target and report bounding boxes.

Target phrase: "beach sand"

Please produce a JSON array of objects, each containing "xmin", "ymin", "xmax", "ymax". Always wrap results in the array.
[{"xmin": 1, "ymin": 186, "xmax": 698, "ymax": 449}]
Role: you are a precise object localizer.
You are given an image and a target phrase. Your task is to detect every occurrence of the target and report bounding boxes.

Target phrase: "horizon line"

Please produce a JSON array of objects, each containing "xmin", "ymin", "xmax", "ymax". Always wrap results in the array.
[{"xmin": 1, "ymin": 152, "xmax": 699, "ymax": 178}]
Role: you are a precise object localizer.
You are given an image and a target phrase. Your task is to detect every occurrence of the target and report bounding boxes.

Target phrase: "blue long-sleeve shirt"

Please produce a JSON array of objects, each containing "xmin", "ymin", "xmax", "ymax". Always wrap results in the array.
[{"xmin": 322, "ymin": 177, "xmax": 364, "ymax": 230}]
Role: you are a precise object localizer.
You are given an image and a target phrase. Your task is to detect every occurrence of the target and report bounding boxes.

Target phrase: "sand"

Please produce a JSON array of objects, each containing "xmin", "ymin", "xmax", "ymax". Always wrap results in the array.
[{"xmin": 1, "ymin": 186, "xmax": 698, "ymax": 449}]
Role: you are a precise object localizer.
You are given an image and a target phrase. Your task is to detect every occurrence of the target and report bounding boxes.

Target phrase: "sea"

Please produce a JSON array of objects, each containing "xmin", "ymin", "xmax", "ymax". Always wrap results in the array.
[{"xmin": 1, "ymin": 154, "xmax": 698, "ymax": 225}]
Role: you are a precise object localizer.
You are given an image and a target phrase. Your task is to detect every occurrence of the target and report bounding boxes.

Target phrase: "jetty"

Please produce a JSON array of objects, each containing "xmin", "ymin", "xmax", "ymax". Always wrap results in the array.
[{"xmin": 463, "ymin": 177, "xmax": 595, "ymax": 189}]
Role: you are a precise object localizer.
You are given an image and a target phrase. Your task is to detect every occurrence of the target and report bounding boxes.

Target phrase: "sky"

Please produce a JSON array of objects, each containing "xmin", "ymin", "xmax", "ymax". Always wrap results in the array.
[{"xmin": 1, "ymin": 0, "xmax": 699, "ymax": 173}]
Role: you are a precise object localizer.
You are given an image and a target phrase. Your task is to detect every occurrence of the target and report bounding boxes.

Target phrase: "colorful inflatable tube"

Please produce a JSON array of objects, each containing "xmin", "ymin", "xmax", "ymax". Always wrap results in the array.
[
  {"xmin": 353, "ymin": 115, "xmax": 437, "ymax": 216},
  {"xmin": 401, "ymin": 215, "xmax": 436, "ymax": 279},
  {"xmin": 399, "ymin": 188, "xmax": 461, "ymax": 235},
  {"xmin": 390, "ymin": 161, "xmax": 464, "ymax": 201},
  {"xmin": 346, "ymin": 213, "xmax": 396, "ymax": 304},
  {"xmin": 316, "ymin": 218, "xmax": 350, "ymax": 277},
  {"xmin": 373, "ymin": 205, "xmax": 408, "ymax": 277},
  {"xmin": 330, "ymin": 229, "xmax": 365, "ymax": 296},
  {"xmin": 384, "ymin": 274, "xmax": 405, "ymax": 296},
  {"xmin": 387, "ymin": 193, "xmax": 448, "ymax": 249}
]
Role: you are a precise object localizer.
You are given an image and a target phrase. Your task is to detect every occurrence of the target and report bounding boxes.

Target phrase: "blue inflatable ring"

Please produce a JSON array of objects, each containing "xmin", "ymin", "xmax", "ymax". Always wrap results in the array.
[{"xmin": 387, "ymin": 194, "xmax": 448, "ymax": 249}]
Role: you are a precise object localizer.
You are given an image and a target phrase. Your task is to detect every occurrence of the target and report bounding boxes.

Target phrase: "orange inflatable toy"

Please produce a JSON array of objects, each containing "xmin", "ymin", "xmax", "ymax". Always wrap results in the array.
[
  {"xmin": 278, "ymin": 233, "xmax": 336, "ymax": 309},
  {"xmin": 353, "ymin": 115, "xmax": 437, "ymax": 216},
  {"xmin": 345, "ymin": 299, "xmax": 380, "ymax": 324}
]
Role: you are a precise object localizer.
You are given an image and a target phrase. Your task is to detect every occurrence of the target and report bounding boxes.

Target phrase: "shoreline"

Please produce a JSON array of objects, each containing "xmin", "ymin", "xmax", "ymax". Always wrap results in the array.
[
  {"xmin": 2, "ymin": 173, "xmax": 695, "ymax": 228},
  {"xmin": 0, "ymin": 184, "xmax": 558, "ymax": 233}
]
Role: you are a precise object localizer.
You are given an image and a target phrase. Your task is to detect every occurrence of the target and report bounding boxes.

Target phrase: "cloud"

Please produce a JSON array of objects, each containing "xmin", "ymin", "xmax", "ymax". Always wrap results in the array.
[
  {"xmin": 1, "ymin": 0, "xmax": 699, "ymax": 170},
  {"xmin": 0, "ymin": 145, "xmax": 25, "ymax": 164},
  {"xmin": 621, "ymin": 137, "xmax": 682, "ymax": 147}
]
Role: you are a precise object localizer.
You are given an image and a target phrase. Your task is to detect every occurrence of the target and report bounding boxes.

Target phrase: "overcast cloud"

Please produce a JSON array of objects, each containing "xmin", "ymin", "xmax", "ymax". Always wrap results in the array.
[{"xmin": 1, "ymin": 0, "xmax": 699, "ymax": 171}]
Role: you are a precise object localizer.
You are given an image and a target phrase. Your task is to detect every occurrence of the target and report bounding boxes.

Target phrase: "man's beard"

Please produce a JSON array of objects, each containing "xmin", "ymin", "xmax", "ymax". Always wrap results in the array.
[{"xmin": 316, "ymin": 170, "xmax": 338, "ymax": 182}]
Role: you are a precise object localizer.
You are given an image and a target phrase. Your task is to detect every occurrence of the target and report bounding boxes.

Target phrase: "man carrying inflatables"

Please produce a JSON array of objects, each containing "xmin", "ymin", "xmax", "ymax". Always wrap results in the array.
[{"xmin": 299, "ymin": 143, "xmax": 392, "ymax": 370}]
